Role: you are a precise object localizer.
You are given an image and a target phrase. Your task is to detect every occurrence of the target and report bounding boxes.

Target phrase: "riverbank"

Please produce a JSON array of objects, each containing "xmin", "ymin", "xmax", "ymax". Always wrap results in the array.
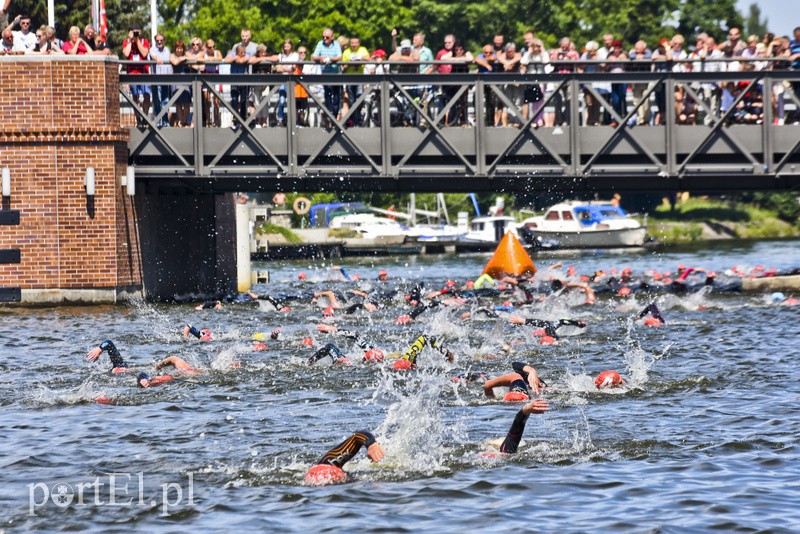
[{"xmin": 647, "ymin": 197, "xmax": 800, "ymax": 244}]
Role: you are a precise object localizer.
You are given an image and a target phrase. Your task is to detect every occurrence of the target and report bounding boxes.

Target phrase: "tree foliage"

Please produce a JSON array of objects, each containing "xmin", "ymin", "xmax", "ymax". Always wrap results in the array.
[
  {"xmin": 743, "ymin": 3, "xmax": 768, "ymax": 40},
  {"xmin": 676, "ymin": 0, "xmax": 744, "ymax": 44}
]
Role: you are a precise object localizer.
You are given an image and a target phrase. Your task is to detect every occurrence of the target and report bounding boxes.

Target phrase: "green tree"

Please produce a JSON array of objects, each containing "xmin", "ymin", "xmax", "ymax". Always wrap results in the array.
[
  {"xmin": 677, "ymin": 0, "xmax": 744, "ymax": 44},
  {"xmin": 743, "ymin": 3, "xmax": 768, "ymax": 39}
]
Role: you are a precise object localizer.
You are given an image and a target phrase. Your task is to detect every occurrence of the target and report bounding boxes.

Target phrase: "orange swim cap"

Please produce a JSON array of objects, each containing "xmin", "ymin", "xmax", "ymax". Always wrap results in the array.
[
  {"xmin": 199, "ymin": 329, "xmax": 213, "ymax": 341},
  {"xmin": 302, "ymin": 337, "xmax": 314, "ymax": 346},
  {"xmin": 323, "ymin": 306, "xmax": 335, "ymax": 317},
  {"xmin": 298, "ymin": 272, "xmax": 307, "ymax": 280},
  {"xmin": 395, "ymin": 314, "xmax": 411, "ymax": 325},
  {"xmin": 252, "ymin": 342, "xmax": 268, "ymax": 352},
  {"xmin": 643, "ymin": 317, "xmax": 662, "ymax": 327},
  {"xmin": 305, "ymin": 464, "xmax": 347, "ymax": 485},
  {"xmin": 531, "ymin": 328, "xmax": 546, "ymax": 337},
  {"xmin": 618, "ymin": 287, "xmax": 631, "ymax": 297},
  {"xmin": 503, "ymin": 391, "xmax": 530, "ymax": 402},
  {"xmin": 364, "ymin": 349, "xmax": 385, "ymax": 362},
  {"xmin": 540, "ymin": 335, "xmax": 557, "ymax": 345},
  {"xmin": 595, "ymin": 370, "xmax": 623, "ymax": 389},
  {"xmin": 392, "ymin": 358, "xmax": 413, "ymax": 371}
]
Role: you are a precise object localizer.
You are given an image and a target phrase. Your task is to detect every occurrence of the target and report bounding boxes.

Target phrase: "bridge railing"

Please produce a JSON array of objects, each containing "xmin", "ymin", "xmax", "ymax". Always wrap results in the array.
[{"xmin": 120, "ymin": 71, "xmax": 800, "ymax": 189}]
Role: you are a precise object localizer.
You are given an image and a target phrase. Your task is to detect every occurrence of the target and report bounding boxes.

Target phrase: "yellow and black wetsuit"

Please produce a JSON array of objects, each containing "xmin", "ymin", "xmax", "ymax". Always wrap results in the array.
[
  {"xmin": 400, "ymin": 335, "xmax": 453, "ymax": 367},
  {"xmin": 316, "ymin": 431, "xmax": 377, "ymax": 468}
]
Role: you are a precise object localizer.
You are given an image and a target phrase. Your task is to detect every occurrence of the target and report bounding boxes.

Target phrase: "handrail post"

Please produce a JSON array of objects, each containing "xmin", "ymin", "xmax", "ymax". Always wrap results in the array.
[
  {"xmin": 474, "ymin": 78, "xmax": 486, "ymax": 176},
  {"xmin": 380, "ymin": 77, "xmax": 391, "ymax": 177},
  {"xmin": 287, "ymin": 77, "xmax": 297, "ymax": 177},
  {"xmin": 762, "ymin": 75, "xmax": 773, "ymax": 175},
  {"xmin": 193, "ymin": 77, "xmax": 204, "ymax": 177},
  {"xmin": 665, "ymin": 77, "xmax": 676, "ymax": 176},
  {"xmin": 569, "ymin": 76, "xmax": 580, "ymax": 176}
]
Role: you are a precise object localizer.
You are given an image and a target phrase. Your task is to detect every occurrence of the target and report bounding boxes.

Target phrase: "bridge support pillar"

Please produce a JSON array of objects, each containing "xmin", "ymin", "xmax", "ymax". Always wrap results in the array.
[
  {"xmin": 0, "ymin": 56, "xmax": 140, "ymax": 304},
  {"xmin": 137, "ymin": 189, "xmax": 237, "ymax": 301}
]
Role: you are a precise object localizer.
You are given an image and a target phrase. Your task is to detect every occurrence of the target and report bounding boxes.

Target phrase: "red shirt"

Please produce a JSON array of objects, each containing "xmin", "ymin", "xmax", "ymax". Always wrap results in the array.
[
  {"xmin": 436, "ymin": 48, "xmax": 453, "ymax": 74},
  {"xmin": 123, "ymin": 38, "xmax": 150, "ymax": 74},
  {"xmin": 62, "ymin": 40, "xmax": 88, "ymax": 55}
]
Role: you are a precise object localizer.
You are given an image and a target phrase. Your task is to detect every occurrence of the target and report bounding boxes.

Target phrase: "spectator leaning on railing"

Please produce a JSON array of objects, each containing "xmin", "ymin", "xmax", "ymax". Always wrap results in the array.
[
  {"xmin": 122, "ymin": 25, "xmax": 151, "ymax": 126},
  {"xmin": 311, "ymin": 28, "xmax": 342, "ymax": 128},
  {"xmin": 150, "ymin": 34, "xmax": 172, "ymax": 127}
]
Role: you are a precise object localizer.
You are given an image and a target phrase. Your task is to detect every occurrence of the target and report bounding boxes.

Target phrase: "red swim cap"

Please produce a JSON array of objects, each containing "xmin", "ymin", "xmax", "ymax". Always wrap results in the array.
[
  {"xmin": 643, "ymin": 317, "xmax": 662, "ymax": 327},
  {"xmin": 323, "ymin": 306, "xmax": 335, "ymax": 317},
  {"xmin": 395, "ymin": 314, "xmax": 411, "ymax": 325},
  {"xmin": 336, "ymin": 357, "xmax": 352, "ymax": 366},
  {"xmin": 503, "ymin": 391, "xmax": 530, "ymax": 402},
  {"xmin": 364, "ymin": 349, "xmax": 385, "ymax": 362},
  {"xmin": 301, "ymin": 337, "xmax": 314, "ymax": 346},
  {"xmin": 298, "ymin": 272, "xmax": 307, "ymax": 280},
  {"xmin": 392, "ymin": 358, "xmax": 413, "ymax": 371},
  {"xmin": 305, "ymin": 464, "xmax": 347, "ymax": 485},
  {"xmin": 446, "ymin": 280, "xmax": 456, "ymax": 287},
  {"xmin": 540, "ymin": 335, "xmax": 557, "ymax": 345},
  {"xmin": 531, "ymin": 328, "xmax": 546, "ymax": 337},
  {"xmin": 466, "ymin": 280, "xmax": 475, "ymax": 288},
  {"xmin": 618, "ymin": 287, "xmax": 631, "ymax": 297},
  {"xmin": 200, "ymin": 329, "xmax": 213, "ymax": 341},
  {"xmin": 252, "ymin": 342, "xmax": 268, "ymax": 352},
  {"xmin": 595, "ymin": 370, "xmax": 623, "ymax": 389}
]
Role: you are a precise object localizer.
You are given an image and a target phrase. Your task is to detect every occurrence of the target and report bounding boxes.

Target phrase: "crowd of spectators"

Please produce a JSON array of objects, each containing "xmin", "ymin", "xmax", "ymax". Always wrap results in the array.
[{"xmin": 3, "ymin": 9, "xmax": 800, "ymax": 128}]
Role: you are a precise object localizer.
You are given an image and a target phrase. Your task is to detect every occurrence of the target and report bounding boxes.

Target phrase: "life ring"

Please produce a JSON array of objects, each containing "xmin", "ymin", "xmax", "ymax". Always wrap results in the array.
[{"xmin": 293, "ymin": 197, "xmax": 311, "ymax": 215}]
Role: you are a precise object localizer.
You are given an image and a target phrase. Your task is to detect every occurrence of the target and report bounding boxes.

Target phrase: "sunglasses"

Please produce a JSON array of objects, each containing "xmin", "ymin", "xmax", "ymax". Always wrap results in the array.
[{"xmin": 21, "ymin": 22, "xmax": 31, "ymax": 26}]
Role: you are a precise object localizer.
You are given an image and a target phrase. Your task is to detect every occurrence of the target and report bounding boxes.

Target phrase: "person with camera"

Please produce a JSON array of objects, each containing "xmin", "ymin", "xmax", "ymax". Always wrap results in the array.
[{"xmin": 122, "ymin": 25, "xmax": 151, "ymax": 127}]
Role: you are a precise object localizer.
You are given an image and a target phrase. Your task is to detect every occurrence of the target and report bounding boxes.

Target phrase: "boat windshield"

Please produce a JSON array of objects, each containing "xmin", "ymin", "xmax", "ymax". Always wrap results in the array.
[{"xmin": 573, "ymin": 205, "xmax": 628, "ymax": 226}]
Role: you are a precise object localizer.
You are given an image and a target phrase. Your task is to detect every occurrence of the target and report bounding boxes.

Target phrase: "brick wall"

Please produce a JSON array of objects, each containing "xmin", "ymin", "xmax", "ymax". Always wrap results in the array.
[{"xmin": 0, "ymin": 56, "xmax": 140, "ymax": 297}]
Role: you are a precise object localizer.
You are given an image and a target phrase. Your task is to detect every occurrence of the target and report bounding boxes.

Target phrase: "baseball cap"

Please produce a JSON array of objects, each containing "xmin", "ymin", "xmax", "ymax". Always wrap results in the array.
[{"xmin": 400, "ymin": 39, "xmax": 412, "ymax": 49}]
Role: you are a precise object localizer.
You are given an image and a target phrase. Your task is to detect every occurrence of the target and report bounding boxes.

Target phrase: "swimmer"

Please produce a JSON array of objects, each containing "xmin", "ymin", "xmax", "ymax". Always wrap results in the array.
[
  {"xmin": 195, "ymin": 300, "xmax": 223, "ymax": 310},
  {"xmin": 87, "ymin": 340, "xmax": 129, "ymax": 372},
  {"xmin": 507, "ymin": 316, "xmax": 588, "ymax": 339},
  {"xmin": 451, "ymin": 371, "xmax": 490, "ymax": 383},
  {"xmin": 595, "ymin": 370, "xmax": 625, "ymax": 389},
  {"xmin": 637, "ymin": 302, "xmax": 666, "ymax": 325},
  {"xmin": 136, "ymin": 371, "xmax": 174, "ymax": 388},
  {"xmin": 304, "ymin": 430, "xmax": 384, "ymax": 485},
  {"xmin": 393, "ymin": 334, "xmax": 454, "ymax": 370},
  {"xmin": 377, "ymin": 269, "xmax": 389, "ymax": 281},
  {"xmin": 155, "ymin": 355, "xmax": 201, "ymax": 374},
  {"xmin": 182, "ymin": 324, "xmax": 213, "ymax": 341},
  {"xmin": 246, "ymin": 292, "xmax": 291, "ymax": 312},
  {"xmin": 307, "ymin": 343, "xmax": 349, "ymax": 366},
  {"xmin": 315, "ymin": 324, "xmax": 382, "ymax": 361},
  {"xmin": 492, "ymin": 398, "xmax": 550, "ymax": 454},
  {"xmin": 483, "ymin": 361, "xmax": 545, "ymax": 400}
]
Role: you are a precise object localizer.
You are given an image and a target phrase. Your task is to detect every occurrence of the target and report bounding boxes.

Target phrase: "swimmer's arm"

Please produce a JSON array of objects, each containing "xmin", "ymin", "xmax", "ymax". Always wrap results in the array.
[
  {"xmin": 512, "ymin": 361, "xmax": 541, "ymax": 394},
  {"xmin": 155, "ymin": 356, "xmax": 178, "ymax": 370},
  {"xmin": 558, "ymin": 319, "xmax": 588, "ymax": 328},
  {"xmin": 483, "ymin": 375, "xmax": 510, "ymax": 396},
  {"xmin": 87, "ymin": 340, "xmax": 116, "ymax": 362},
  {"xmin": 182, "ymin": 324, "xmax": 202, "ymax": 339},
  {"xmin": 313, "ymin": 290, "xmax": 340, "ymax": 307},
  {"xmin": 429, "ymin": 336, "xmax": 454, "ymax": 362}
]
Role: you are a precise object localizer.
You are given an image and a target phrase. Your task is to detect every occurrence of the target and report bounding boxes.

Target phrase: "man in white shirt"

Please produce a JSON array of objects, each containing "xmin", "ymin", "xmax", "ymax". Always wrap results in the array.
[{"xmin": 6, "ymin": 14, "xmax": 35, "ymax": 51}]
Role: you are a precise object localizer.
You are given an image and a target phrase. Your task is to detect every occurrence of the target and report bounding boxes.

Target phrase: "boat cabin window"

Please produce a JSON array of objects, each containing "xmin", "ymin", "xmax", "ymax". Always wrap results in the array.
[
  {"xmin": 471, "ymin": 222, "xmax": 485, "ymax": 231},
  {"xmin": 545, "ymin": 211, "xmax": 559, "ymax": 221},
  {"xmin": 577, "ymin": 211, "xmax": 591, "ymax": 221},
  {"xmin": 600, "ymin": 208, "xmax": 623, "ymax": 219},
  {"xmin": 561, "ymin": 211, "xmax": 574, "ymax": 220}
]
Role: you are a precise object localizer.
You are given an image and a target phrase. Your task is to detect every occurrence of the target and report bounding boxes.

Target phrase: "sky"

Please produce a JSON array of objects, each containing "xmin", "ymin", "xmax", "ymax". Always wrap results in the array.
[{"xmin": 736, "ymin": 0, "xmax": 797, "ymax": 37}]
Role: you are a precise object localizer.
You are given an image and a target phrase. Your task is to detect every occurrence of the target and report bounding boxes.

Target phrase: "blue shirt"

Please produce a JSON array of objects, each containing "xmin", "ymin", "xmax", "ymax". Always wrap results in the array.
[
  {"xmin": 790, "ymin": 39, "xmax": 800, "ymax": 70},
  {"xmin": 313, "ymin": 40, "xmax": 342, "ymax": 74}
]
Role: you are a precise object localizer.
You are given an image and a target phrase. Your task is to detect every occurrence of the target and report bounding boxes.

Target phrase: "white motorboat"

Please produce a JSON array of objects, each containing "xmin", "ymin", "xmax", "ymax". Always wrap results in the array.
[
  {"xmin": 328, "ymin": 212, "xmax": 408, "ymax": 245},
  {"xmin": 517, "ymin": 201, "xmax": 647, "ymax": 248},
  {"xmin": 460, "ymin": 215, "xmax": 518, "ymax": 243}
]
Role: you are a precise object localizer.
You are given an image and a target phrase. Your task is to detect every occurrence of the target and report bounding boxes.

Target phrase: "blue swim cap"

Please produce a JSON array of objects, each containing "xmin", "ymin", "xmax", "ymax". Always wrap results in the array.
[
  {"xmin": 771, "ymin": 292, "xmax": 786, "ymax": 302},
  {"xmin": 137, "ymin": 372, "xmax": 150, "ymax": 387}
]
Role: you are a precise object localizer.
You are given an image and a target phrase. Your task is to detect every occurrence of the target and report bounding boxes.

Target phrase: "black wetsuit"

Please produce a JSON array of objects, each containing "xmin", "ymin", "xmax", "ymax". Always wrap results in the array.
[
  {"xmin": 185, "ymin": 325, "xmax": 205, "ymax": 339},
  {"xmin": 98, "ymin": 340, "xmax": 127, "ymax": 370},
  {"xmin": 198, "ymin": 300, "xmax": 221, "ymax": 309},
  {"xmin": 409, "ymin": 300, "xmax": 440, "ymax": 320},
  {"xmin": 316, "ymin": 430, "xmax": 376, "ymax": 468},
  {"xmin": 637, "ymin": 303, "xmax": 666, "ymax": 324},
  {"xmin": 307, "ymin": 343, "xmax": 345, "ymax": 366},
  {"xmin": 251, "ymin": 294, "xmax": 289, "ymax": 310},
  {"xmin": 499, "ymin": 409, "xmax": 531, "ymax": 454},
  {"xmin": 519, "ymin": 318, "xmax": 585, "ymax": 339}
]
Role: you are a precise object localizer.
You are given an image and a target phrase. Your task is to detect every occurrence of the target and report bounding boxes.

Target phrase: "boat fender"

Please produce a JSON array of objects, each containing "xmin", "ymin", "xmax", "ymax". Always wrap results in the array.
[{"xmin": 293, "ymin": 197, "xmax": 311, "ymax": 215}]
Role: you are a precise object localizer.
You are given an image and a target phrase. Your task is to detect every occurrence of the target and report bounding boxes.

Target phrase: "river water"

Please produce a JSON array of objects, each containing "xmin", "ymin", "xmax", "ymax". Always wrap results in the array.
[{"xmin": 1, "ymin": 239, "xmax": 799, "ymax": 531}]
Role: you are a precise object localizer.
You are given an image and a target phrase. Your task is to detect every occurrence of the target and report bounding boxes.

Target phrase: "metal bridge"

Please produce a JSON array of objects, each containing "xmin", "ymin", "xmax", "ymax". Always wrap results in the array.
[{"xmin": 123, "ymin": 70, "xmax": 800, "ymax": 193}]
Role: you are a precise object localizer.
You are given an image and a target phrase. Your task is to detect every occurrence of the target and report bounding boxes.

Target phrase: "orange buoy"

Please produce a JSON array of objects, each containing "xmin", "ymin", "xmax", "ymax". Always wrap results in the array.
[
  {"xmin": 595, "ymin": 370, "xmax": 623, "ymax": 389},
  {"xmin": 392, "ymin": 358, "xmax": 413, "ymax": 371},
  {"xmin": 304, "ymin": 464, "xmax": 347, "ymax": 485},
  {"xmin": 482, "ymin": 231, "xmax": 537, "ymax": 279},
  {"xmin": 503, "ymin": 391, "xmax": 530, "ymax": 402}
]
